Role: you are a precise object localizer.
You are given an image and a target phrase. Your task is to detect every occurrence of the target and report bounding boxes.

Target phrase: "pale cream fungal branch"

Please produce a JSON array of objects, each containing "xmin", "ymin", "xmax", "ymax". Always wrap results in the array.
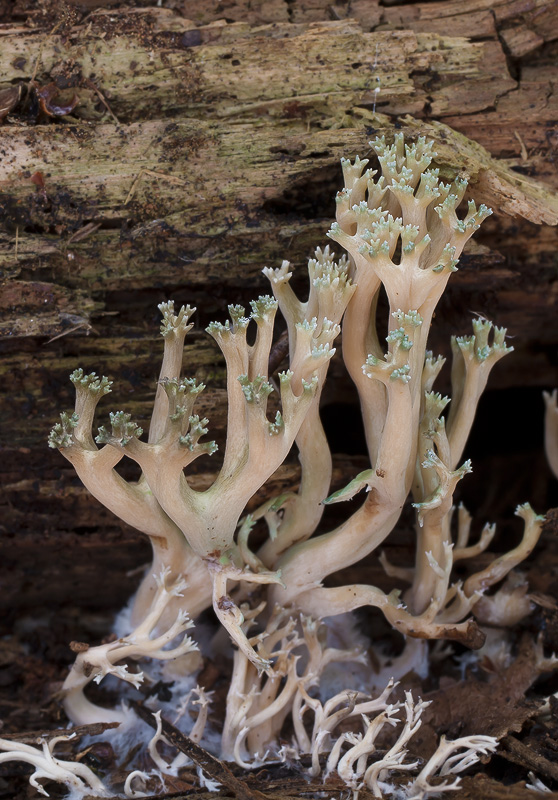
[
  {"xmin": 447, "ymin": 318, "xmax": 513, "ymax": 467},
  {"xmin": 258, "ymin": 245, "xmax": 356, "ymax": 564},
  {"xmin": 124, "ymin": 770, "xmax": 163, "ymax": 798},
  {"xmin": 328, "ymin": 135, "xmax": 491, "ymax": 467},
  {"xmin": 463, "ymin": 503, "xmax": 545, "ymax": 625},
  {"xmin": 49, "ymin": 363, "xmax": 212, "ymax": 627},
  {"xmin": 69, "ymin": 368, "xmax": 114, "ymax": 446},
  {"xmin": 150, "ymin": 300, "xmax": 196, "ymax": 444},
  {"xmin": 0, "ymin": 734, "xmax": 111, "ymax": 798},
  {"xmin": 146, "ymin": 702, "xmax": 211, "ymax": 777},
  {"xmin": 301, "ymin": 680, "xmax": 399, "ymax": 779},
  {"xmin": 362, "ymin": 691, "xmax": 428, "ymax": 796},
  {"xmin": 208, "ymin": 560, "xmax": 286, "ymax": 674},
  {"xmin": 298, "ymin": 685, "xmax": 490, "ymax": 800},
  {"xmin": 407, "ymin": 449, "xmax": 472, "ymax": 617},
  {"xmin": 405, "ymin": 734, "xmax": 498, "ymax": 799},
  {"xmin": 453, "ymin": 518, "xmax": 496, "ymax": 563},
  {"xmin": 120, "ymin": 287, "xmax": 336, "ymax": 579},
  {"xmin": 269, "ymin": 136, "xmax": 526, "ymax": 649},
  {"xmin": 82, "ymin": 284, "xmax": 346, "ymax": 673},
  {"xmin": 61, "ymin": 570, "xmax": 198, "ymax": 725},
  {"xmin": 221, "ymin": 608, "xmax": 369, "ymax": 767},
  {"xmin": 543, "ymin": 388, "xmax": 558, "ymax": 479}
]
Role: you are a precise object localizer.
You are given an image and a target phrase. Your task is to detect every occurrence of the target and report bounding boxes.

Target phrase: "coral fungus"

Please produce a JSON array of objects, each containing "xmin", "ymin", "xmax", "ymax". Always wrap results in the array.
[{"xmin": 35, "ymin": 134, "xmax": 546, "ymax": 797}]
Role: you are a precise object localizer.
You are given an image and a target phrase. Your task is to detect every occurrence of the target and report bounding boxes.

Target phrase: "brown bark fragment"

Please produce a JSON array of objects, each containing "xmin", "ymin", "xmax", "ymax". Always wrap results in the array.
[{"xmin": 459, "ymin": 774, "xmax": 558, "ymax": 799}]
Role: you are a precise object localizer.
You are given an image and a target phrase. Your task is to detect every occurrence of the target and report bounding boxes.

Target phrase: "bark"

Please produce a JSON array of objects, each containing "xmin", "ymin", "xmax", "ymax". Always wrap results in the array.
[{"xmin": 1, "ymin": 0, "xmax": 557, "ymax": 616}]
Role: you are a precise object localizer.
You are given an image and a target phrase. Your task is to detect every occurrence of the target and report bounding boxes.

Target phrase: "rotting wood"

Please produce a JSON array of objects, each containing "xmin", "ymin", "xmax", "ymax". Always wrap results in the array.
[
  {"xmin": 500, "ymin": 735, "xmax": 558, "ymax": 785},
  {"xmin": 0, "ymin": 18, "xmax": 513, "ymax": 121},
  {"xmin": 0, "ymin": 721, "xmax": 119, "ymax": 743},
  {"xmin": 457, "ymin": 774, "xmax": 558, "ymax": 800}
]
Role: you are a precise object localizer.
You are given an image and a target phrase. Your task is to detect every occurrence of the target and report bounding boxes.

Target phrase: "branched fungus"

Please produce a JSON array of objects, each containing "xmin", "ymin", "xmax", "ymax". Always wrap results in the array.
[{"xmin": 41, "ymin": 134, "xmax": 546, "ymax": 798}]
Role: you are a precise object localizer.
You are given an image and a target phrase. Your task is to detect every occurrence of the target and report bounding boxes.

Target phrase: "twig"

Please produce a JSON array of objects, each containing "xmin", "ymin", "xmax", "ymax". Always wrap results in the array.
[
  {"xmin": 131, "ymin": 701, "xmax": 269, "ymax": 800},
  {"xmin": 514, "ymin": 131, "xmax": 529, "ymax": 162},
  {"xmin": 0, "ymin": 721, "xmax": 119, "ymax": 744},
  {"xmin": 500, "ymin": 735, "xmax": 558, "ymax": 784},
  {"xmin": 124, "ymin": 171, "xmax": 145, "ymax": 205},
  {"xmin": 67, "ymin": 222, "xmax": 102, "ymax": 244},
  {"xmin": 46, "ymin": 322, "xmax": 91, "ymax": 344},
  {"xmin": 143, "ymin": 169, "xmax": 187, "ymax": 185},
  {"xmin": 84, "ymin": 78, "xmax": 119, "ymax": 124},
  {"xmin": 124, "ymin": 169, "xmax": 188, "ymax": 205}
]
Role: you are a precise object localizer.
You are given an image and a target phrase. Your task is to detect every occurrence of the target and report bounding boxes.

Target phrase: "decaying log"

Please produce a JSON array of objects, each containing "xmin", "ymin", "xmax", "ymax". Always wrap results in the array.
[{"xmin": 1, "ymin": 0, "xmax": 557, "ymax": 616}]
